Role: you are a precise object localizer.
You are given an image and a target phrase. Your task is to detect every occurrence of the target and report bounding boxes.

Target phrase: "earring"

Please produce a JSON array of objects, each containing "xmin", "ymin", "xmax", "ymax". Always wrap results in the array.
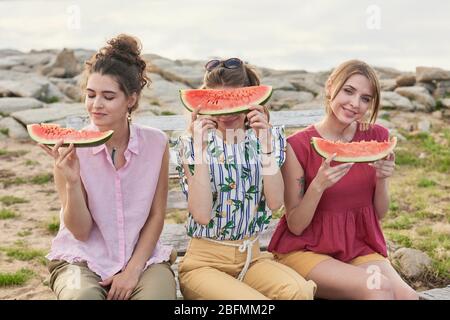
[{"xmin": 127, "ymin": 108, "xmax": 132, "ymax": 123}]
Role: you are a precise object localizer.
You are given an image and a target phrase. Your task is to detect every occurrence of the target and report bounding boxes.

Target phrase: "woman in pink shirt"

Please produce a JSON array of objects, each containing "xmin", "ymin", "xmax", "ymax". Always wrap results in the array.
[{"xmin": 39, "ymin": 34, "xmax": 176, "ymax": 300}]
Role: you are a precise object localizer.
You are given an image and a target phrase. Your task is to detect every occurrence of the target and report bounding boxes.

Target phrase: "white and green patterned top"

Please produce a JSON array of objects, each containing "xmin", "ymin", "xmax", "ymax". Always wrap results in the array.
[{"xmin": 174, "ymin": 126, "xmax": 286, "ymax": 241}]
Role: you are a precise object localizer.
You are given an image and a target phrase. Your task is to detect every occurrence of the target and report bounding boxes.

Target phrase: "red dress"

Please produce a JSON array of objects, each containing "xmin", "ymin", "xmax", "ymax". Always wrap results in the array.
[{"xmin": 268, "ymin": 124, "xmax": 389, "ymax": 262}]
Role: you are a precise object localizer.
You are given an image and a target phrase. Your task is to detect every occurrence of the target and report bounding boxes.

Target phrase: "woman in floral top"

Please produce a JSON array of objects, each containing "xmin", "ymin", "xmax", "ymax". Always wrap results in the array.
[{"xmin": 175, "ymin": 58, "xmax": 316, "ymax": 300}]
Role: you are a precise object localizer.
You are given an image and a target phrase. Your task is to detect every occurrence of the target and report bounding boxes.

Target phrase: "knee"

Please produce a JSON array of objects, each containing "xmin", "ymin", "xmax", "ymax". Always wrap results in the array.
[
  {"xmin": 277, "ymin": 280, "xmax": 317, "ymax": 300},
  {"xmin": 363, "ymin": 275, "xmax": 395, "ymax": 300}
]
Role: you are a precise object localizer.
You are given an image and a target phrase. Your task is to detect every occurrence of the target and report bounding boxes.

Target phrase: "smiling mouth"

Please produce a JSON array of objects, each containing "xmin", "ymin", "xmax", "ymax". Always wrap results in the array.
[{"xmin": 342, "ymin": 107, "xmax": 357, "ymax": 115}]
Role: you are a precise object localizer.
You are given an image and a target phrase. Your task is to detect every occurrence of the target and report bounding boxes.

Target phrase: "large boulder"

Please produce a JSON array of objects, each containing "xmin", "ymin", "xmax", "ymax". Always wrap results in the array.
[
  {"xmin": 391, "ymin": 248, "xmax": 433, "ymax": 279},
  {"xmin": 394, "ymin": 86, "xmax": 436, "ymax": 111},
  {"xmin": 0, "ymin": 97, "xmax": 43, "ymax": 115},
  {"xmin": 0, "ymin": 70, "xmax": 50, "ymax": 98},
  {"xmin": 380, "ymin": 79, "xmax": 397, "ymax": 91},
  {"xmin": 40, "ymin": 49, "xmax": 81, "ymax": 78},
  {"xmin": 380, "ymin": 91, "xmax": 414, "ymax": 111},
  {"xmin": 416, "ymin": 66, "xmax": 450, "ymax": 83},
  {"xmin": 433, "ymin": 80, "xmax": 450, "ymax": 99},
  {"xmin": 11, "ymin": 103, "xmax": 86, "ymax": 125},
  {"xmin": 0, "ymin": 116, "xmax": 29, "ymax": 139},
  {"xmin": 145, "ymin": 54, "xmax": 204, "ymax": 88},
  {"xmin": 396, "ymin": 73, "xmax": 416, "ymax": 87},
  {"xmin": 141, "ymin": 74, "xmax": 189, "ymax": 115},
  {"xmin": 270, "ymin": 90, "xmax": 314, "ymax": 110}
]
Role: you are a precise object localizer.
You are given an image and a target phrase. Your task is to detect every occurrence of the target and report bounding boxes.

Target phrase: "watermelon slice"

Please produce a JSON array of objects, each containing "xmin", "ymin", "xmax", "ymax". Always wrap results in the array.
[
  {"xmin": 27, "ymin": 123, "xmax": 113, "ymax": 147},
  {"xmin": 311, "ymin": 136, "xmax": 397, "ymax": 163},
  {"xmin": 180, "ymin": 85, "xmax": 273, "ymax": 115}
]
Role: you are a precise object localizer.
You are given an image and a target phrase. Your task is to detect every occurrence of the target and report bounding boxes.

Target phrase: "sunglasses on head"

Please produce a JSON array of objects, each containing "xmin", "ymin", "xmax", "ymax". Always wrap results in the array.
[{"xmin": 205, "ymin": 58, "xmax": 243, "ymax": 72}]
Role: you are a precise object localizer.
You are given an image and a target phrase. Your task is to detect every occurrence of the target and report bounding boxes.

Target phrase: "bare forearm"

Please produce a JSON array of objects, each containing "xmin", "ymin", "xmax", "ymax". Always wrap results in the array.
[
  {"xmin": 374, "ymin": 178, "xmax": 389, "ymax": 219},
  {"xmin": 64, "ymin": 181, "xmax": 92, "ymax": 241},
  {"xmin": 187, "ymin": 163, "xmax": 213, "ymax": 224},
  {"xmin": 286, "ymin": 179, "xmax": 323, "ymax": 235},
  {"xmin": 261, "ymin": 155, "xmax": 284, "ymax": 210}
]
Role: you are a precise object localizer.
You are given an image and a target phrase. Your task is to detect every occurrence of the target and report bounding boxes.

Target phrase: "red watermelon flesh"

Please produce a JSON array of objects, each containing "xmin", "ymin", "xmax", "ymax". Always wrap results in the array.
[
  {"xmin": 180, "ymin": 85, "xmax": 273, "ymax": 115},
  {"xmin": 27, "ymin": 123, "xmax": 113, "ymax": 147},
  {"xmin": 311, "ymin": 136, "xmax": 397, "ymax": 162}
]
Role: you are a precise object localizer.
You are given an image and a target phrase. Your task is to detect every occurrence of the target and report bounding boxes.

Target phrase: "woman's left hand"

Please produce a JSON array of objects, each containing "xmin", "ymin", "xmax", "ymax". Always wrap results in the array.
[
  {"xmin": 369, "ymin": 152, "xmax": 395, "ymax": 179},
  {"xmin": 247, "ymin": 105, "xmax": 272, "ymax": 151},
  {"xmin": 99, "ymin": 268, "xmax": 141, "ymax": 300}
]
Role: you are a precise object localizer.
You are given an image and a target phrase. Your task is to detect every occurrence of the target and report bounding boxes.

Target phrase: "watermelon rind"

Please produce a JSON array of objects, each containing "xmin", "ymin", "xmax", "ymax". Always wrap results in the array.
[
  {"xmin": 310, "ymin": 136, "xmax": 397, "ymax": 163},
  {"xmin": 27, "ymin": 123, "xmax": 114, "ymax": 148},
  {"xmin": 179, "ymin": 85, "xmax": 273, "ymax": 115}
]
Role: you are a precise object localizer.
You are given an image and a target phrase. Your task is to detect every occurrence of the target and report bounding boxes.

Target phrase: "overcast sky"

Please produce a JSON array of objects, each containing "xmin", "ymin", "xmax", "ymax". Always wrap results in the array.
[{"xmin": 1, "ymin": 0, "xmax": 449, "ymax": 72}]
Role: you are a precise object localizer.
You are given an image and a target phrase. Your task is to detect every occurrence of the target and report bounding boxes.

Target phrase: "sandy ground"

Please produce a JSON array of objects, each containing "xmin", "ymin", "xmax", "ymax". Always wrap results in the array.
[{"xmin": 0, "ymin": 138, "xmax": 58, "ymax": 299}]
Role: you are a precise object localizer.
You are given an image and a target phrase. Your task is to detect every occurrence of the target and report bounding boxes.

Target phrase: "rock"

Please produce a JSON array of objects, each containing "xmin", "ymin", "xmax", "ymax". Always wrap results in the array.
[
  {"xmin": 290, "ymin": 76, "xmax": 323, "ymax": 96},
  {"xmin": 375, "ymin": 118, "xmax": 395, "ymax": 129},
  {"xmin": 431, "ymin": 111, "xmax": 442, "ymax": 119},
  {"xmin": 0, "ymin": 70, "xmax": 50, "ymax": 98},
  {"xmin": 396, "ymin": 73, "xmax": 416, "ymax": 87},
  {"xmin": 374, "ymin": 67, "xmax": 403, "ymax": 80},
  {"xmin": 440, "ymin": 98, "xmax": 450, "ymax": 108},
  {"xmin": 40, "ymin": 49, "xmax": 81, "ymax": 78},
  {"xmin": 262, "ymin": 76, "xmax": 296, "ymax": 91},
  {"xmin": 417, "ymin": 120, "xmax": 431, "ymax": 133},
  {"xmin": 0, "ymin": 97, "xmax": 43, "ymax": 115},
  {"xmin": 391, "ymin": 248, "xmax": 433, "ymax": 279},
  {"xmin": 270, "ymin": 90, "xmax": 314, "ymax": 110},
  {"xmin": 416, "ymin": 66, "xmax": 450, "ymax": 82},
  {"xmin": 416, "ymin": 81, "xmax": 436, "ymax": 94},
  {"xmin": 11, "ymin": 103, "xmax": 86, "ymax": 125},
  {"xmin": 0, "ymin": 116, "xmax": 29, "ymax": 139},
  {"xmin": 380, "ymin": 91, "xmax": 414, "ymax": 111},
  {"xmin": 380, "ymin": 79, "xmax": 397, "ymax": 91},
  {"xmin": 145, "ymin": 54, "xmax": 203, "ymax": 88},
  {"xmin": 45, "ymin": 83, "xmax": 71, "ymax": 102},
  {"xmin": 141, "ymin": 74, "xmax": 189, "ymax": 115},
  {"xmin": 433, "ymin": 80, "xmax": 450, "ymax": 99},
  {"xmin": 395, "ymin": 86, "xmax": 436, "ymax": 111}
]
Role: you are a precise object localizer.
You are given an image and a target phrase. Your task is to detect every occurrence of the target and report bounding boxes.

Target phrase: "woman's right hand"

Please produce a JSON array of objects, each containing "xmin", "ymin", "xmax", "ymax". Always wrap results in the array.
[
  {"xmin": 39, "ymin": 140, "xmax": 80, "ymax": 185},
  {"xmin": 311, "ymin": 154, "xmax": 354, "ymax": 193},
  {"xmin": 189, "ymin": 106, "xmax": 217, "ymax": 153}
]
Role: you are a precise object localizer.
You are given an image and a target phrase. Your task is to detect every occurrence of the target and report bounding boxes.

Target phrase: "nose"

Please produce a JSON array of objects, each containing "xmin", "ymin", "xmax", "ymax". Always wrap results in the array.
[
  {"xmin": 350, "ymin": 95, "xmax": 360, "ymax": 109},
  {"xmin": 92, "ymin": 97, "xmax": 104, "ymax": 109}
]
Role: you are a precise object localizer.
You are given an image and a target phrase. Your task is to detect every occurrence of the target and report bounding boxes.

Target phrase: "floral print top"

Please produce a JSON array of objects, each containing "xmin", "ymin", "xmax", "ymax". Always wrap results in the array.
[{"xmin": 174, "ymin": 126, "xmax": 286, "ymax": 241}]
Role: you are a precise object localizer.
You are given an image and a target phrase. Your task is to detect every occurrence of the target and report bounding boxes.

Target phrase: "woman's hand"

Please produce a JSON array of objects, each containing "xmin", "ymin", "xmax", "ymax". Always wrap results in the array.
[
  {"xmin": 247, "ymin": 105, "xmax": 272, "ymax": 152},
  {"xmin": 311, "ymin": 154, "xmax": 354, "ymax": 193},
  {"xmin": 99, "ymin": 268, "xmax": 141, "ymax": 300},
  {"xmin": 189, "ymin": 106, "xmax": 217, "ymax": 154},
  {"xmin": 369, "ymin": 152, "xmax": 395, "ymax": 180},
  {"xmin": 39, "ymin": 140, "xmax": 80, "ymax": 185}
]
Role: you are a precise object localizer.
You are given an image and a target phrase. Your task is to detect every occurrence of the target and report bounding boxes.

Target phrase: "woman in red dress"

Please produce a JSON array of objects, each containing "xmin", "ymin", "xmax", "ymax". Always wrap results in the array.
[{"xmin": 268, "ymin": 60, "xmax": 418, "ymax": 300}]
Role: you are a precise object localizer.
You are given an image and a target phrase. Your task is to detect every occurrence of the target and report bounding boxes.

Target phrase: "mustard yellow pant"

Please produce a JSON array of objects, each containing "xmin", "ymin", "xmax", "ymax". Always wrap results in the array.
[
  {"xmin": 48, "ymin": 255, "xmax": 177, "ymax": 300},
  {"xmin": 178, "ymin": 237, "xmax": 317, "ymax": 300},
  {"xmin": 274, "ymin": 250, "xmax": 388, "ymax": 278}
]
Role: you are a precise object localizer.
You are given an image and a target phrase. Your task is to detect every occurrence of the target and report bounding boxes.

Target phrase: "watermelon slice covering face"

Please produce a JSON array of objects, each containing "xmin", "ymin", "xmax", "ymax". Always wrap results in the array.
[
  {"xmin": 27, "ymin": 123, "xmax": 113, "ymax": 147},
  {"xmin": 311, "ymin": 136, "xmax": 397, "ymax": 162},
  {"xmin": 180, "ymin": 85, "xmax": 273, "ymax": 115}
]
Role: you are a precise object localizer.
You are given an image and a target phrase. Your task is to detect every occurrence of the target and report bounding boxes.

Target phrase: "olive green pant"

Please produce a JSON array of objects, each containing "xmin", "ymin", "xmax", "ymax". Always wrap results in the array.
[{"xmin": 48, "ymin": 259, "xmax": 177, "ymax": 300}]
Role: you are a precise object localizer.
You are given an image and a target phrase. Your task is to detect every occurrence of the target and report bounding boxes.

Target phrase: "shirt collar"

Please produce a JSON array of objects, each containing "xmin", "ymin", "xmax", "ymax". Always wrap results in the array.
[{"xmin": 90, "ymin": 123, "xmax": 139, "ymax": 155}]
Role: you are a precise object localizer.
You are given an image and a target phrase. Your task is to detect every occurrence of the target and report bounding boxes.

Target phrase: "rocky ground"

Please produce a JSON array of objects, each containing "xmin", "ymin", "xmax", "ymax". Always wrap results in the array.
[{"xmin": 0, "ymin": 49, "xmax": 449, "ymax": 299}]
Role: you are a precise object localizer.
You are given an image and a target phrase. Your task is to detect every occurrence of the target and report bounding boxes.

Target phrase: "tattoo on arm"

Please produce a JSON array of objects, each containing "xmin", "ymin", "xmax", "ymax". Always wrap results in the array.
[{"xmin": 297, "ymin": 177, "xmax": 305, "ymax": 198}]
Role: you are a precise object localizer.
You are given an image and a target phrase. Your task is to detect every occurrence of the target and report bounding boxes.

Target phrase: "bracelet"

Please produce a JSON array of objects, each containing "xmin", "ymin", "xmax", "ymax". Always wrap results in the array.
[{"xmin": 260, "ymin": 149, "xmax": 274, "ymax": 155}]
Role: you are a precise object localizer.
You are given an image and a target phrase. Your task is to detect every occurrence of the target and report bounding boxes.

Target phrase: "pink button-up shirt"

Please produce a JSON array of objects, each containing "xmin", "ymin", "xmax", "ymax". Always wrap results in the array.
[{"xmin": 47, "ymin": 123, "xmax": 173, "ymax": 280}]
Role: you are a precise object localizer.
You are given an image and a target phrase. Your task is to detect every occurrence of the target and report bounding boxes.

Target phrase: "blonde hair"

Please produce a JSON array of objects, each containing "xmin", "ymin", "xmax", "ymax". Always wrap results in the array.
[
  {"xmin": 325, "ymin": 59, "xmax": 380, "ymax": 124},
  {"xmin": 202, "ymin": 60, "xmax": 270, "ymax": 123}
]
